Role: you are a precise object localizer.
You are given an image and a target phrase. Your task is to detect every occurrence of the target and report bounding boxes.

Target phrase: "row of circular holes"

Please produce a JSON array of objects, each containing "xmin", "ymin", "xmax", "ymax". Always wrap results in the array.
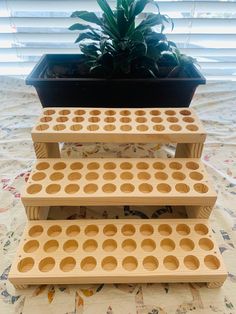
[
  {"xmin": 36, "ymin": 123, "xmax": 199, "ymax": 133},
  {"xmin": 43, "ymin": 109, "xmax": 193, "ymax": 117},
  {"xmin": 27, "ymin": 182, "xmax": 209, "ymax": 195},
  {"xmin": 31, "ymin": 170, "xmax": 204, "ymax": 182},
  {"xmin": 17, "ymin": 254, "xmax": 220, "ymax": 274}
]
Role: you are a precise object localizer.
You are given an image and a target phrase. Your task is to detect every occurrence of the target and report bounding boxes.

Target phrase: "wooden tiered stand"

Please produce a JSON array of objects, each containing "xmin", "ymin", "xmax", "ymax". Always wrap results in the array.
[{"xmin": 9, "ymin": 107, "xmax": 227, "ymax": 289}]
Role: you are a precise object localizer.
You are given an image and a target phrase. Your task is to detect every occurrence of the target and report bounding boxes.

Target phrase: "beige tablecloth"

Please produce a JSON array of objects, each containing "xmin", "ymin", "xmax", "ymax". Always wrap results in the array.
[{"xmin": 0, "ymin": 76, "xmax": 236, "ymax": 314}]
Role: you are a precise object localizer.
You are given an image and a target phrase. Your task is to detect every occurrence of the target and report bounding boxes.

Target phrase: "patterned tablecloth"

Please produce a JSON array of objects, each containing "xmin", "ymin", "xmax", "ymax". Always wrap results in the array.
[{"xmin": 0, "ymin": 76, "xmax": 235, "ymax": 314}]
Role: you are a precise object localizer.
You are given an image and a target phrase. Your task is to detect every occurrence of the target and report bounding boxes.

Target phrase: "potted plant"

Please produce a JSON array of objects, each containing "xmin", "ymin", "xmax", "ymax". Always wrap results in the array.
[{"xmin": 26, "ymin": 0, "xmax": 205, "ymax": 108}]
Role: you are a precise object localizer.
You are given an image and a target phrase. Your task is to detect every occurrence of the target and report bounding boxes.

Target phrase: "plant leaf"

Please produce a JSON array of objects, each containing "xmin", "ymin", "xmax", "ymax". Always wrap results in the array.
[
  {"xmin": 117, "ymin": 8, "xmax": 130, "ymax": 37},
  {"xmin": 130, "ymin": 0, "xmax": 150, "ymax": 18},
  {"xmin": 97, "ymin": 0, "xmax": 119, "ymax": 37},
  {"xmin": 71, "ymin": 11, "xmax": 102, "ymax": 26},
  {"xmin": 75, "ymin": 31, "xmax": 100, "ymax": 43},
  {"xmin": 69, "ymin": 23, "xmax": 93, "ymax": 31}
]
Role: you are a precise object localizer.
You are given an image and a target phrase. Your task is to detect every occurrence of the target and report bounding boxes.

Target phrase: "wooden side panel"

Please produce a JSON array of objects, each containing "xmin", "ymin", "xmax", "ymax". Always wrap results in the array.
[
  {"xmin": 25, "ymin": 206, "xmax": 50, "ymax": 220},
  {"xmin": 34, "ymin": 143, "xmax": 60, "ymax": 158},
  {"xmin": 175, "ymin": 143, "xmax": 204, "ymax": 158},
  {"xmin": 186, "ymin": 206, "xmax": 214, "ymax": 219}
]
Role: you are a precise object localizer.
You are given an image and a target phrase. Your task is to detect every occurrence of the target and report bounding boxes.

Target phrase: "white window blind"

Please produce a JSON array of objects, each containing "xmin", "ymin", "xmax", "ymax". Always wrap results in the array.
[{"xmin": 0, "ymin": 0, "xmax": 236, "ymax": 80}]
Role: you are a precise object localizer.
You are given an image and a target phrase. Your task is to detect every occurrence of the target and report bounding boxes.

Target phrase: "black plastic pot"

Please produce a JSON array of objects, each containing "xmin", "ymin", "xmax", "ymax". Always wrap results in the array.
[{"xmin": 26, "ymin": 54, "xmax": 205, "ymax": 108}]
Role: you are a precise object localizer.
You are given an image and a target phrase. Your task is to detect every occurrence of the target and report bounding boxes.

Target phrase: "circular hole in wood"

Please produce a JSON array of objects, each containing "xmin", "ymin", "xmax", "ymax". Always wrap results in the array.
[
  {"xmin": 160, "ymin": 238, "xmax": 175, "ymax": 251},
  {"xmin": 153, "ymin": 162, "xmax": 166, "ymax": 170},
  {"xmin": 102, "ymin": 183, "xmax": 116, "ymax": 193},
  {"xmin": 27, "ymin": 184, "xmax": 42, "ymax": 194},
  {"xmin": 158, "ymin": 224, "xmax": 172, "ymax": 236},
  {"xmin": 72, "ymin": 117, "xmax": 84, "ymax": 123},
  {"xmin": 101, "ymin": 256, "xmax": 117, "ymax": 271},
  {"xmin": 167, "ymin": 117, "xmax": 179, "ymax": 123},
  {"xmin": 36, "ymin": 124, "xmax": 49, "ymax": 131},
  {"xmin": 23, "ymin": 240, "xmax": 39, "ymax": 253},
  {"xmin": 180, "ymin": 109, "xmax": 191, "ymax": 116},
  {"xmin": 81, "ymin": 256, "xmax": 97, "ymax": 271},
  {"xmin": 43, "ymin": 240, "xmax": 59, "ymax": 253},
  {"xmin": 138, "ymin": 172, "xmax": 151, "ymax": 180},
  {"xmin": 136, "ymin": 117, "xmax": 147, "ymax": 123},
  {"xmin": 104, "ymin": 124, "xmax": 116, "ymax": 131},
  {"xmin": 84, "ymin": 183, "xmax": 98, "ymax": 194},
  {"xmin": 65, "ymin": 184, "xmax": 80, "ymax": 194},
  {"xmin": 89, "ymin": 109, "xmax": 101, "ymax": 116},
  {"xmin": 143, "ymin": 256, "xmax": 158, "ymax": 271},
  {"xmin": 165, "ymin": 110, "xmax": 176, "ymax": 116},
  {"xmin": 139, "ymin": 183, "xmax": 153, "ymax": 193},
  {"xmin": 137, "ymin": 162, "xmax": 149, "ymax": 170},
  {"xmin": 172, "ymin": 172, "xmax": 186, "ymax": 180},
  {"xmin": 194, "ymin": 224, "xmax": 209, "ymax": 235},
  {"xmin": 135, "ymin": 110, "xmax": 145, "ymax": 116},
  {"xmin": 39, "ymin": 257, "xmax": 55, "ymax": 272},
  {"xmin": 70, "ymin": 124, "xmax": 83, "ymax": 131},
  {"xmin": 120, "ymin": 171, "xmax": 133, "ymax": 180},
  {"xmin": 70, "ymin": 162, "xmax": 83, "ymax": 170},
  {"xmin": 89, "ymin": 116, "xmax": 100, "ymax": 123},
  {"xmin": 68, "ymin": 172, "xmax": 81, "ymax": 181},
  {"xmin": 102, "ymin": 239, "xmax": 117, "ymax": 252},
  {"xmin": 59, "ymin": 109, "xmax": 70, "ymax": 115},
  {"xmin": 189, "ymin": 171, "xmax": 203, "ymax": 181},
  {"xmin": 176, "ymin": 224, "xmax": 190, "ymax": 235},
  {"xmin": 66, "ymin": 225, "xmax": 80, "ymax": 236},
  {"xmin": 179, "ymin": 238, "xmax": 195, "ymax": 251},
  {"xmin": 153, "ymin": 124, "xmax": 165, "ymax": 131},
  {"xmin": 57, "ymin": 116, "xmax": 68, "ymax": 123},
  {"xmin": 186, "ymin": 124, "xmax": 199, "ymax": 132},
  {"xmin": 36, "ymin": 162, "xmax": 49, "ymax": 170},
  {"xmin": 84, "ymin": 225, "xmax": 99, "ymax": 236},
  {"xmin": 163, "ymin": 255, "xmax": 179, "ymax": 270},
  {"xmin": 122, "ymin": 239, "xmax": 137, "ymax": 252},
  {"xmin": 53, "ymin": 162, "xmax": 66, "ymax": 170},
  {"xmin": 44, "ymin": 109, "xmax": 55, "ymax": 115},
  {"xmin": 105, "ymin": 109, "xmax": 116, "ymax": 116},
  {"xmin": 204, "ymin": 255, "xmax": 220, "ymax": 270},
  {"xmin": 151, "ymin": 117, "xmax": 163, "ymax": 123},
  {"xmin": 150, "ymin": 110, "xmax": 161, "ymax": 116},
  {"xmin": 175, "ymin": 183, "xmax": 190, "ymax": 193},
  {"xmin": 122, "ymin": 256, "xmax": 138, "ymax": 271},
  {"xmin": 50, "ymin": 172, "xmax": 64, "ymax": 181},
  {"xmin": 47, "ymin": 225, "xmax": 62, "ymax": 237},
  {"xmin": 170, "ymin": 124, "xmax": 182, "ymax": 131},
  {"xmin": 186, "ymin": 161, "xmax": 199, "ymax": 170},
  {"xmin": 194, "ymin": 183, "xmax": 209, "ymax": 194},
  {"xmin": 141, "ymin": 239, "xmax": 156, "ymax": 252},
  {"xmin": 140, "ymin": 224, "xmax": 154, "ymax": 236},
  {"xmin": 85, "ymin": 172, "xmax": 99, "ymax": 181},
  {"xmin": 121, "ymin": 224, "xmax": 135, "ymax": 236},
  {"xmin": 155, "ymin": 172, "xmax": 168, "ymax": 180},
  {"xmin": 157, "ymin": 183, "xmax": 171, "ymax": 193},
  {"xmin": 183, "ymin": 117, "xmax": 195, "ymax": 123},
  {"xmin": 120, "ymin": 124, "xmax": 132, "ymax": 131},
  {"xmin": 18, "ymin": 257, "xmax": 34, "ymax": 273},
  {"xmin": 103, "ymin": 224, "xmax": 117, "ymax": 236},
  {"xmin": 104, "ymin": 162, "xmax": 116, "ymax": 170},
  {"xmin": 28, "ymin": 225, "xmax": 43, "ymax": 237},
  {"xmin": 75, "ymin": 109, "xmax": 86, "ymax": 115},
  {"xmin": 169, "ymin": 161, "xmax": 182, "ymax": 170},
  {"xmin": 88, "ymin": 244, "xmax": 107, "ymax": 262},
  {"xmin": 103, "ymin": 172, "xmax": 116, "ymax": 180},
  {"xmin": 40, "ymin": 116, "xmax": 52, "ymax": 123},
  {"xmin": 32, "ymin": 172, "xmax": 46, "ymax": 181},
  {"xmin": 120, "ymin": 110, "xmax": 131, "ymax": 116},
  {"xmin": 87, "ymin": 124, "xmax": 99, "ymax": 131},
  {"xmin": 104, "ymin": 117, "xmax": 115, "ymax": 123},
  {"xmin": 137, "ymin": 124, "xmax": 148, "ymax": 132},
  {"xmin": 60, "ymin": 257, "xmax": 76, "ymax": 272},
  {"xmin": 63, "ymin": 240, "xmax": 78, "ymax": 252},
  {"xmin": 53, "ymin": 124, "xmax": 66, "ymax": 131},
  {"xmin": 199, "ymin": 238, "xmax": 214, "ymax": 251},
  {"xmin": 184, "ymin": 255, "xmax": 200, "ymax": 270},
  {"xmin": 46, "ymin": 184, "xmax": 61, "ymax": 194},
  {"xmin": 120, "ymin": 162, "xmax": 132, "ymax": 170},
  {"xmin": 87, "ymin": 162, "xmax": 100, "ymax": 170},
  {"xmin": 120, "ymin": 183, "xmax": 135, "ymax": 193}
]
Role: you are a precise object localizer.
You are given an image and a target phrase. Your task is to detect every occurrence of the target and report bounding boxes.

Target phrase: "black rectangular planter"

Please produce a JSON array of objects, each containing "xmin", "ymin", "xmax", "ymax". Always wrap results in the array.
[{"xmin": 26, "ymin": 54, "xmax": 206, "ymax": 108}]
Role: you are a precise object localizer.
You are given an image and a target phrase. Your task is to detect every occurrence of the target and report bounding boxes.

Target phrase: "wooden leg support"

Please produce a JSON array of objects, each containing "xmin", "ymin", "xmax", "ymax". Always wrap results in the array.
[
  {"xmin": 25, "ymin": 206, "xmax": 50, "ymax": 220},
  {"xmin": 175, "ymin": 143, "xmax": 204, "ymax": 158},
  {"xmin": 185, "ymin": 206, "xmax": 213, "ymax": 219},
  {"xmin": 14, "ymin": 284, "xmax": 28, "ymax": 289},
  {"xmin": 34, "ymin": 142, "xmax": 60, "ymax": 158},
  {"xmin": 207, "ymin": 282, "xmax": 224, "ymax": 289}
]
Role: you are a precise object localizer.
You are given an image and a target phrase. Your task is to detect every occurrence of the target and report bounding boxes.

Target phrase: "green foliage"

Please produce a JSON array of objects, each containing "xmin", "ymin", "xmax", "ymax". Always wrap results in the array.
[{"xmin": 69, "ymin": 0, "xmax": 196, "ymax": 78}]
